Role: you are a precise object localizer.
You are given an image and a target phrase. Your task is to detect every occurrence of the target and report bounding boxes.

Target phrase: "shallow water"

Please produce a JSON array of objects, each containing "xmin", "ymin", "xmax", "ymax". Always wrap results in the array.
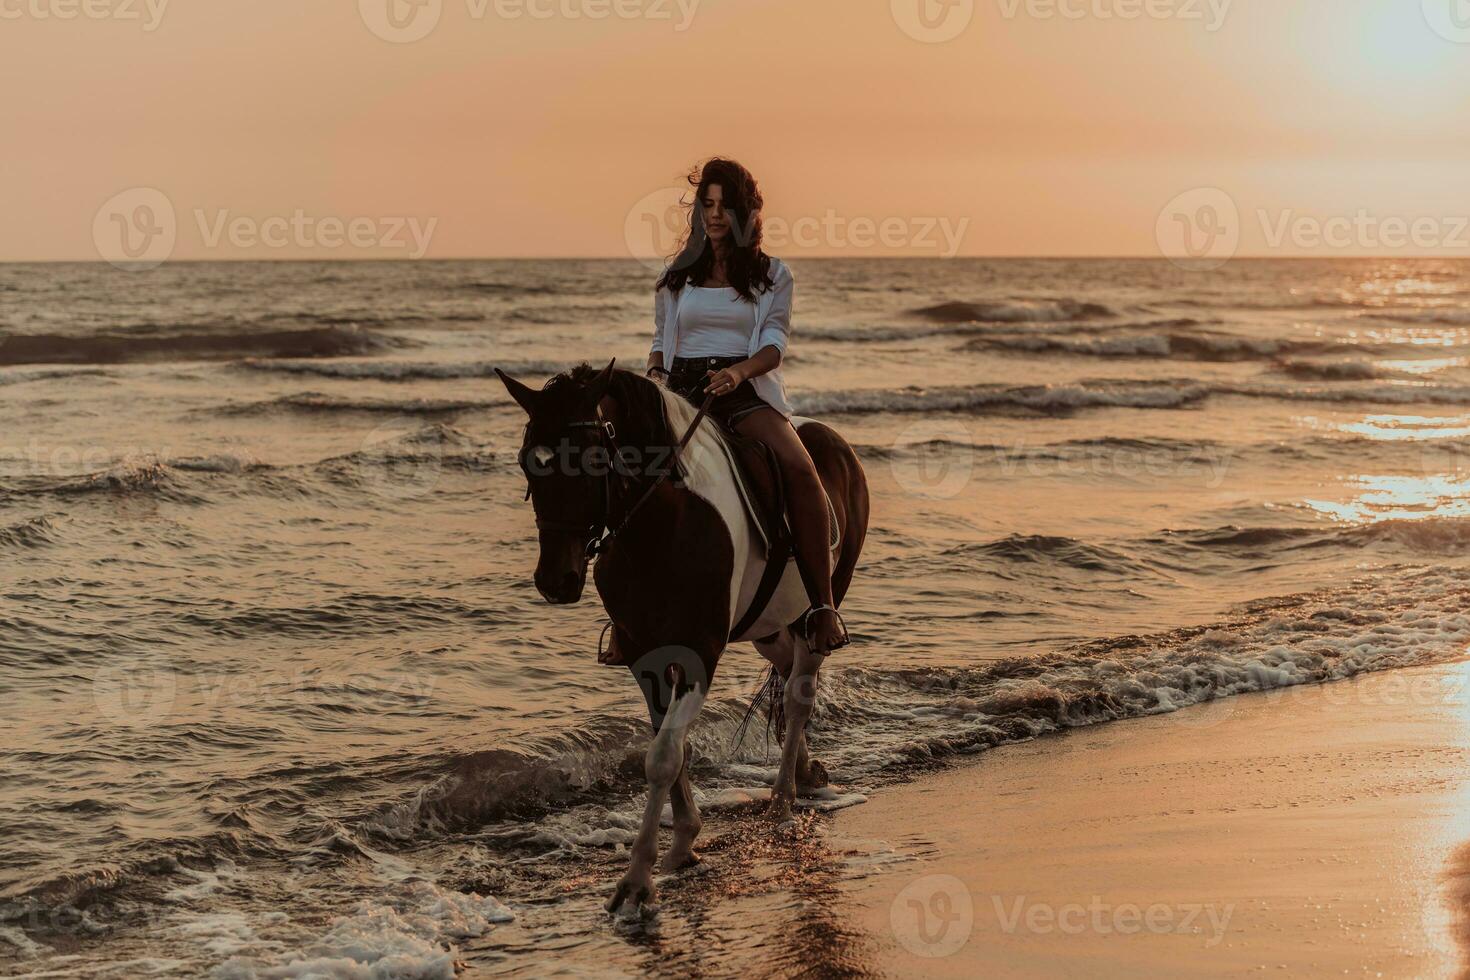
[{"xmin": 4, "ymin": 257, "xmax": 1470, "ymax": 976}]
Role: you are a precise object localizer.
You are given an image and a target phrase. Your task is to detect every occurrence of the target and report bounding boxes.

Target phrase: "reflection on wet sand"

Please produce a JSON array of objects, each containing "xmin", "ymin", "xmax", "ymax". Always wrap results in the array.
[{"xmin": 465, "ymin": 808, "xmax": 893, "ymax": 978}]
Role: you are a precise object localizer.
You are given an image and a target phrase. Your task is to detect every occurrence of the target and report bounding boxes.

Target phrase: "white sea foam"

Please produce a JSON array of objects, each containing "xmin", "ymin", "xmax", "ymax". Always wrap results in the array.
[{"xmin": 211, "ymin": 880, "xmax": 512, "ymax": 980}]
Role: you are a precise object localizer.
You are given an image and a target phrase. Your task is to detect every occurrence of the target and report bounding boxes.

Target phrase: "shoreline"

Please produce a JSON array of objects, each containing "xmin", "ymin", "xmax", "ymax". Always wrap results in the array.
[{"xmin": 830, "ymin": 660, "xmax": 1470, "ymax": 977}]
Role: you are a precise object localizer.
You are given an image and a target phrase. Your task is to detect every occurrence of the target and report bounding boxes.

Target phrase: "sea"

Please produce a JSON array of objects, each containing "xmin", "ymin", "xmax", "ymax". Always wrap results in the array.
[{"xmin": 3, "ymin": 257, "xmax": 1470, "ymax": 977}]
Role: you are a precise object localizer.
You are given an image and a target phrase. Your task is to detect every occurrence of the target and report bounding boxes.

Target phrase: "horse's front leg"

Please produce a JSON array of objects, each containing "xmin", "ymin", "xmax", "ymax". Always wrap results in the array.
[{"xmin": 606, "ymin": 654, "xmax": 712, "ymax": 914}]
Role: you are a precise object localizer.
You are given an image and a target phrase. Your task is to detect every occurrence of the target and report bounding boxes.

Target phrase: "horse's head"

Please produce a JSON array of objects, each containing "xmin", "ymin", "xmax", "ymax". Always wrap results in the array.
[{"xmin": 496, "ymin": 359, "xmax": 621, "ymax": 605}]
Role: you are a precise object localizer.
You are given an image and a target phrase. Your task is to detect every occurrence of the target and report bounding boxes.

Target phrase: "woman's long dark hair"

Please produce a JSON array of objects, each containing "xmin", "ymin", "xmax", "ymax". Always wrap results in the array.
[{"xmin": 656, "ymin": 158, "xmax": 775, "ymax": 304}]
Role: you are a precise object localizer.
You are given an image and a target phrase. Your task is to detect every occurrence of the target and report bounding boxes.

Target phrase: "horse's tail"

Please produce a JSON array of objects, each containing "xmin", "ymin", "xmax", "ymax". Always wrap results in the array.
[
  {"xmin": 730, "ymin": 666, "xmax": 787, "ymax": 755},
  {"xmin": 766, "ymin": 668, "xmax": 786, "ymax": 747}
]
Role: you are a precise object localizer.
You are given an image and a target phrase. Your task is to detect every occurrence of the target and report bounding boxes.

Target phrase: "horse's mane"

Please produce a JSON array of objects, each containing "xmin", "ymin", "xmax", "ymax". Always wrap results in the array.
[{"xmin": 559, "ymin": 363, "xmax": 700, "ymax": 480}]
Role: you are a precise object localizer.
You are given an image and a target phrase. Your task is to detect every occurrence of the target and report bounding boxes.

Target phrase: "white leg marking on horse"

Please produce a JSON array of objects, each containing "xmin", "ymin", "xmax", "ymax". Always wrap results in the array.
[
  {"xmin": 770, "ymin": 633, "xmax": 820, "ymax": 823},
  {"xmin": 608, "ymin": 686, "xmax": 707, "ymax": 914}
]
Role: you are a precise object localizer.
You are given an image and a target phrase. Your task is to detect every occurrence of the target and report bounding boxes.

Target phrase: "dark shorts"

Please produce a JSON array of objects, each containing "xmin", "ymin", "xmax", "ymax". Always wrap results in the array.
[{"xmin": 666, "ymin": 355, "xmax": 776, "ymax": 431}]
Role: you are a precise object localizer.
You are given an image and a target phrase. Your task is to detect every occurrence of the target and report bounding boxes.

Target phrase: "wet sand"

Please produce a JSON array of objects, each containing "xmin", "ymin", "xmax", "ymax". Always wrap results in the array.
[{"xmin": 834, "ymin": 661, "xmax": 1470, "ymax": 978}]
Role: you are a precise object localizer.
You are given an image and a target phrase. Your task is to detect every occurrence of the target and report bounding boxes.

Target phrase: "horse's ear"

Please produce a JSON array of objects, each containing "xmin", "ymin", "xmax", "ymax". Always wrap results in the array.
[
  {"xmin": 494, "ymin": 367, "xmax": 538, "ymax": 415},
  {"xmin": 587, "ymin": 358, "xmax": 617, "ymax": 403}
]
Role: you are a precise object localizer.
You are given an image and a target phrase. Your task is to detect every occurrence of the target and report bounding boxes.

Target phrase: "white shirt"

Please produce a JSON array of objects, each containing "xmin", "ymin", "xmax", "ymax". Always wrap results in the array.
[
  {"xmin": 675, "ymin": 286, "xmax": 756, "ymax": 358},
  {"xmin": 650, "ymin": 257, "xmax": 795, "ymax": 419}
]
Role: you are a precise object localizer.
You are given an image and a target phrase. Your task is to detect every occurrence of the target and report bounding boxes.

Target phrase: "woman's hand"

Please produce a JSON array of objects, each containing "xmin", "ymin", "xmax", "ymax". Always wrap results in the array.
[{"xmin": 703, "ymin": 364, "xmax": 747, "ymax": 395}]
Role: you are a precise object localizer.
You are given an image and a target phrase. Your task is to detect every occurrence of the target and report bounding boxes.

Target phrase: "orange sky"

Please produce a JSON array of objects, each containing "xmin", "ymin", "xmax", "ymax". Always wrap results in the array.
[{"xmin": 4, "ymin": 0, "xmax": 1469, "ymax": 261}]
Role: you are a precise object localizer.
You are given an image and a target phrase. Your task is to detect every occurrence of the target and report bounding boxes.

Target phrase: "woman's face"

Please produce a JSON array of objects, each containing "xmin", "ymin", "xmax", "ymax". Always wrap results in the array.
[{"xmin": 701, "ymin": 183, "xmax": 731, "ymax": 243}]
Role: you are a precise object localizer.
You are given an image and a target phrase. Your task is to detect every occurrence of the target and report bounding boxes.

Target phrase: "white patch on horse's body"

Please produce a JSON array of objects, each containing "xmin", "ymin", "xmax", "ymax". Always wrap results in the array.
[{"xmin": 654, "ymin": 386, "xmax": 839, "ymax": 641}]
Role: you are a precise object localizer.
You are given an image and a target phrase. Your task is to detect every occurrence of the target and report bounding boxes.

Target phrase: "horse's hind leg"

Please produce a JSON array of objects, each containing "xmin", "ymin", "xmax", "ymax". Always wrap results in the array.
[
  {"xmin": 767, "ymin": 631, "xmax": 823, "ymax": 822},
  {"xmin": 754, "ymin": 629, "xmax": 828, "ymax": 797},
  {"xmin": 662, "ymin": 738, "xmax": 702, "ymax": 871}
]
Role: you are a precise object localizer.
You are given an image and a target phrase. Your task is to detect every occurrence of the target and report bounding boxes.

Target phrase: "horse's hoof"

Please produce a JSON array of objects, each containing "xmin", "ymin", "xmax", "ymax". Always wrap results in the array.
[
  {"xmin": 605, "ymin": 871, "xmax": 656, "ymax": 915},
  {"xmin": 767, "ymin": 796, "xmax": 794, "ymax": 824},
  {"xmin": 797, "ymin": 759, "xmax": 830, "ymax": 792},
  {"xmin": 660, "ymin": 849, "xmax": 703, "ymax": 873}
]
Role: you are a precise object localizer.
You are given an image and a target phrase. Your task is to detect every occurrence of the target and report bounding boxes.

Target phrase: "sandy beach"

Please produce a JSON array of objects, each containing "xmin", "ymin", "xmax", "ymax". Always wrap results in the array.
[{"xmin": 832, "ymin": 660, "xmax": 1470, "ymax": 978}]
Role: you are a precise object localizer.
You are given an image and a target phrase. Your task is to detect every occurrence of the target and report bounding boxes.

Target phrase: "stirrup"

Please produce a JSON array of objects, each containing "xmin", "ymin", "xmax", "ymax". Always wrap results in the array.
[{"xmin": 801, "ymin": 604, "xmax": 850, "ymax": 654}]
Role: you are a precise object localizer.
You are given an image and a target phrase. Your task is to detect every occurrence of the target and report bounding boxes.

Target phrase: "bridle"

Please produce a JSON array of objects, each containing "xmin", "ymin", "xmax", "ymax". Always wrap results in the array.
[{"xmin": 521, "ymin": 387, "xmax": 717, "ymax": 566}]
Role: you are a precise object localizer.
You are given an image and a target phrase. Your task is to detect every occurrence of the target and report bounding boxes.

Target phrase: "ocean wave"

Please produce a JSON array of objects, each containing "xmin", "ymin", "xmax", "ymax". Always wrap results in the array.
[
  {"xmin": 0, "ymin": 327, "xmax": 394, "ymax": 367},
  {"xmin": 1153, "ymin": 518, "xmax": 1470, "ymax": 556},
  {"xmin": 1274, "ymin": 359, "xmax": 1397, "ymax": 381},
  {"xmin": 1364, "ymin": 309, "xmax": 1470, "ymax": 326},
  {"xmin": 9, "ymin": 568, "xmax": 1469, "ymax": 956},
  {"xmin": 1226, "ymin": 380, "xmax": 1470, "ymax": 405},
  {"xmin": 239, "ymin": 358, "xmax": 566, "ymax": 382},
  {"xmin": 212, "ymin": 880, "xmax": 513, "ymax": 980},
  {"xmin": 365, "ymin": 566, "xmax": 1470, "ymax": 847},
  {"xmin": 215, "ymin": 392, "xmax": 502, "ymax": 416},
  {"xmin": 793, "ymin": 380, "xmax": 1211, "ymax": 415},
  {"xmin": 176, "ymin": 591, "xmax": 502, "ymax": 640},
  {"xmin": 505, "ymin": 302, "xmax": 637, "ymax": 324},
  {"xmin": 958, "ymin": 534, "xmax": 1149, "ymax": 573},
  {"xmin": 912, "ymin": 299, "xmax": 1115, "ymax": 323},
  {"xmin": 856, "ymin": 434, "xmax": 1227, "ymax": 464},
  {"xmin": 0, "ymin": 366, "xmax": 112, "ymax": 386},
  {"xmin": 964, "ymin": 330, "xmax": 1386, "ymax": 362},
  {"xmin": 0, "ymin": 516, "xmax": 57, "ymax": 549},
  {"xmin": 458, "ymin": 280, "xmax": 556, "ymax": 295},
  {"xmin": 802, "ymin": 317, "xmax": 1209, "ymax": 345},
  {"xmin": 0, "ymin": 457, "xmax": 202, "ymax": 503},
  {"xmin": 798, "ymin": 378, "xmax": 1470, "ymax": 415}
]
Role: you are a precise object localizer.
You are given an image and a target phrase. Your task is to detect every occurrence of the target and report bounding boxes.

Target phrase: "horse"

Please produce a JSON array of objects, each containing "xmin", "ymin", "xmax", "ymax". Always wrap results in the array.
[{"xmin": 495, "ymin": 359, "xmax": 868, "ymax": 914}]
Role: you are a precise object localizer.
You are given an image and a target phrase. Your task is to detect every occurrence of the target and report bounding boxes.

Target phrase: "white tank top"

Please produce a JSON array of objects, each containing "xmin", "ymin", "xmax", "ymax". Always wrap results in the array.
[{"xmin": 675, "ymin": 286, "xmax": 756, "ymax": 358}]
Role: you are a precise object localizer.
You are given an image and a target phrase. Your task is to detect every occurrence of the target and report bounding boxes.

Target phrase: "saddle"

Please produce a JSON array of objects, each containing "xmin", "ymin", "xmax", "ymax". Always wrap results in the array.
[
  {"xmin": 714, "ymin": 418, "xmax": 841, "ymax": 561},
  {"xmin": 717, "ymin": 426, "xmax": 792, "ymax": 559}
]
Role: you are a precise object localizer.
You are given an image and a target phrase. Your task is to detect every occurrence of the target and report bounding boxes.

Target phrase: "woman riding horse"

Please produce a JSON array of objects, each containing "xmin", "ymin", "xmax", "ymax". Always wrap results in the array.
[{"xmin": 645, "ymin": 157, "xmax": 850, "ymax": 656}]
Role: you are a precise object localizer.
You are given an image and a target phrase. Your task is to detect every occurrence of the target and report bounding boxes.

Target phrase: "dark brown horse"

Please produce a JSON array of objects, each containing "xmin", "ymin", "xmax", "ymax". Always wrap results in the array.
[{"xmin": 496, "ymin": 360, "xmax": 868, "ymax": 914}]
